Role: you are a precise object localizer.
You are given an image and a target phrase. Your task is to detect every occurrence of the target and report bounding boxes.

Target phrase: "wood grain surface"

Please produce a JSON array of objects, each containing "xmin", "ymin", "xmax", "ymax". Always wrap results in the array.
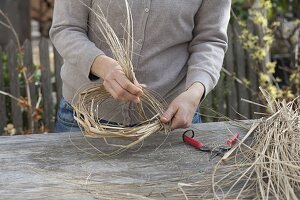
[{"xmin": 0, "ymin": 121, "xmax": 250, "ymax": 200}]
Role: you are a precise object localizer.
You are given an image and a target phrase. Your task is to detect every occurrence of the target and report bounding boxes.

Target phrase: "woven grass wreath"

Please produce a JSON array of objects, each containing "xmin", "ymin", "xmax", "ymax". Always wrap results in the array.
[{"xmin": 72, "ymin": 0, "xmax": 171, "ymax": 155}]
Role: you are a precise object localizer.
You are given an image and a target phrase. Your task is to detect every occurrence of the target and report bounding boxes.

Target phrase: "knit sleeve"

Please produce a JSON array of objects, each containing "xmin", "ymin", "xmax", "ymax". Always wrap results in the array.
[
  {"xmin": 49, "ymin": 0, "xmax": 104, "ymax": 79},
  {"xmin": 186, "ymin": 0, "xmax": 231, "ymax": 97}
]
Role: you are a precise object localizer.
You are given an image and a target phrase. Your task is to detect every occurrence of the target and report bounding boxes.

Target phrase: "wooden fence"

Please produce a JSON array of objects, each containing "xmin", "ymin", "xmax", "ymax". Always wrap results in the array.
[
  {"xmin": 0, "ymin": 23, "xmax": 261, "ymax": 135},
  {"xmin": 200, "ymin": 22, "xmax": 261, "ymax": 122},
  {"xmin": 0, "ymin": 38, "xmax": 63, "ymax": 134}
]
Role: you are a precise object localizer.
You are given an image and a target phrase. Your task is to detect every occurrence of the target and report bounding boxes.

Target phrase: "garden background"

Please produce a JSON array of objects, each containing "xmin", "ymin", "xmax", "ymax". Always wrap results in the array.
[{"xmin": 0, "ymin": 0, "xmax": 299, "ymax": 135}]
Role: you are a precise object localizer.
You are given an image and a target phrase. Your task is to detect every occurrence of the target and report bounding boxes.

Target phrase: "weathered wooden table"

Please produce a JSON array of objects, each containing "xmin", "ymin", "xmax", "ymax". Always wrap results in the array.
[{"xmin": 0, "ymin": 121, "xmax": 250, "ymax": 200}]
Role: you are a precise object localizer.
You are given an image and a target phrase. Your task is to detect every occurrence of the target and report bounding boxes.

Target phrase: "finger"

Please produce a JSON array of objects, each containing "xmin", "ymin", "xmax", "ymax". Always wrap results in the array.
[
  {"xmin": 170, "ymin": 108, "xmax": 192, "ymax": 129},
  {"xmin": 103, "ymin": 80, "xmax": 119, "ymax": 100},
  {"xmin": 160, "ymin": 104, "xmax": 178, "ymax": 123},
  {"xmin": 110, "ymin": 80, "xmax": 141, "ymax": 103},
  {"xmin": 115, "ymin": 73, "xmax": 144, "ymax": 96},
  {"xmin": 133, "ymin": 79, "xmax": 143, "ymax": 90},
  {"xmin": 170, "ymin": 112, "xmax": 191, "ymax": 130}
]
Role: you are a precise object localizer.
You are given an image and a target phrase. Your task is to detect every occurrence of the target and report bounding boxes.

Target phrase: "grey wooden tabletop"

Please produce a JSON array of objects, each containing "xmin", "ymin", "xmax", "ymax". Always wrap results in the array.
[{"xmin": 0, "ymin": 121, "xmax": 250, "ymax": 200}]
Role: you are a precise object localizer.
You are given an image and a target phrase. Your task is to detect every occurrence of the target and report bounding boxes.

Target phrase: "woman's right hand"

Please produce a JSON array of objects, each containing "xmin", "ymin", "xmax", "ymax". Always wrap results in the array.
[{"xmin": 91, "ymin": 55, "xmax": 143, "ymax": 103}]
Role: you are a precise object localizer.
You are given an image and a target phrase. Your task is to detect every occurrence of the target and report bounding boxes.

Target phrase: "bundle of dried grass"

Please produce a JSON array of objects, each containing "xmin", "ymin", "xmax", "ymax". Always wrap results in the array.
[
  {"xmin": 186, "ymin": 88, "xmax": 300, "ymax": 199},
  {"xmin": 177, "ymin": 89, "xmax": 300, "ymax": 199},
  {"xmin": 72, "ymin": 0, "xmax": 170, "ymax": 155}
]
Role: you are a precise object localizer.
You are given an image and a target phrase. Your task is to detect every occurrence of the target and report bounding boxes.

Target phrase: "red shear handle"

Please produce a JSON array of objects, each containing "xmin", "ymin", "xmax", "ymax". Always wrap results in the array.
[
  {"xmin": 226, "ymin": 133, "xmax": 239, "ymax": 146},
  {"xmin": 183, "ymin": 130, "xmax": 205, "ymax": 149}
]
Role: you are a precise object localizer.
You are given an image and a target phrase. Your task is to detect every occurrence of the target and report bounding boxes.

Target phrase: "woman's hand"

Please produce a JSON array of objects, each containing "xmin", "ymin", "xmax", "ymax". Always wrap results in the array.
[
  {"xmin": 91, "ymin": 55, "xmax": 143, "ymax": 103},
  {"xmin": 160, "ymin": 82, "xmax": 205, "ymax": 130}
]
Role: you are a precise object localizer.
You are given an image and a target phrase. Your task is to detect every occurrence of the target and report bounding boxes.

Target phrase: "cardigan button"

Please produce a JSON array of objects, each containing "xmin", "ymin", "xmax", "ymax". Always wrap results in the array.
[{"xmin": 144, "ymin": 8, "xmax": 149, "ymax": 13}]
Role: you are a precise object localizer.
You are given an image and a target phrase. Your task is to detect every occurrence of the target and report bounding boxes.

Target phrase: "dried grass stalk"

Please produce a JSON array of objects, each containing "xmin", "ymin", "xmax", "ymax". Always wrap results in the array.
[
  {"xmin": 72, "ymin": 0, "xmax": 170, "ymax": 155},
  {"xmin": 186, "ymin": 88, "xmax": 300, "ymax": 199},
  {"xmin": 175, "ymin": 88, "xmax": 300, "ymax": 199}
]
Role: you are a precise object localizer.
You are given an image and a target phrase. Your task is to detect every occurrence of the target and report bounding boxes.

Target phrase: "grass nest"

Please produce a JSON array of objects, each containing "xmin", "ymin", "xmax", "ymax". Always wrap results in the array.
[
  {"xmin": 72, "ymin": 0, "xmax": 171, "ymax": 155},
  {"xmin": 73, "ymin": 84, "xmax": 170, "ymax": 139}
]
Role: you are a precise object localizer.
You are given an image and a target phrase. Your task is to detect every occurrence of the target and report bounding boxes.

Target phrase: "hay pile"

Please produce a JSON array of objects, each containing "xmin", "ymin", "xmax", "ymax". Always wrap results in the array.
[
  {"xmin": 214, "ymin": 91, "xmax": 300, "ymax": 199},
  {"xmin": 180, "ymin": 89, "xmax": 300, "ymax": 199},
  {"xmin": 72, "ymin": 0, "xmax": 170, "ymax": 155}
]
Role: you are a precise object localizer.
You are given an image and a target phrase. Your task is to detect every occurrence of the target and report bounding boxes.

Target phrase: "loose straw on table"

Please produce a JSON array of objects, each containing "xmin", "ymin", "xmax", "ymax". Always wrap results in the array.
[{"xmin": 179, "ymin": 88, "xmax": 300, "ymax": 199}]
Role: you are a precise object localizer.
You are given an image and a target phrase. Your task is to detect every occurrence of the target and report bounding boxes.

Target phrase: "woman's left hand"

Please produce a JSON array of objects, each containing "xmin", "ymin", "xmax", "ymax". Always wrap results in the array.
[{"xmin": 160, "ymin": 82, "xmax": 205, "ymax": 130}]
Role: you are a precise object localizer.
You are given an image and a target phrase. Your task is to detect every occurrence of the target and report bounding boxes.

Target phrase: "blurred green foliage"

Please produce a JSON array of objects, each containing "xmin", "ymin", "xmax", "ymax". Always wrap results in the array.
[
  {"xmin": 270, "ymin": 0, "xmax": 300, "ymax": 19},
  {"xmin": 232, "ymin": 0, "xmax": 300, "ymax": 21},
  {"xmin": 232, "ymin": 0, "xmax": 300, "ymax": 100},
  {"xmin": 0, "ymin": 52, "xmax": 9, "ymax": 86}
]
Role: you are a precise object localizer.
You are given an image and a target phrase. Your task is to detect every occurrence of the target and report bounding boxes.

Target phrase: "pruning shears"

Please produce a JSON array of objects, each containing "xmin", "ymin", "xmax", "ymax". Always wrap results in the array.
[{"xmin": 182, "ymin": 130, "xmax": 239, "ymax": 160}]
